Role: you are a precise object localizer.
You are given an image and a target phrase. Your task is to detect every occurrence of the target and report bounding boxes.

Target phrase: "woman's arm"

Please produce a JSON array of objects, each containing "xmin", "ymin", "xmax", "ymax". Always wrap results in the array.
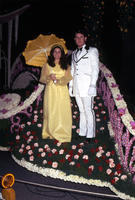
[
  {"xmin": 57, "ymin": 66, "xmax": 72, "ymax": 86},
  {"xmin": 39, "ymin": 64, "xmax": 51, "ymax": 84}
]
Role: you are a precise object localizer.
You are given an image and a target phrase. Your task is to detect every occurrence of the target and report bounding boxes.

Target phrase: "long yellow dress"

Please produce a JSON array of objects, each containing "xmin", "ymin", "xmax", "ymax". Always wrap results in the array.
[{"xmin": 39, "ymin": 63, "xmax": 72, "ymax": 143}]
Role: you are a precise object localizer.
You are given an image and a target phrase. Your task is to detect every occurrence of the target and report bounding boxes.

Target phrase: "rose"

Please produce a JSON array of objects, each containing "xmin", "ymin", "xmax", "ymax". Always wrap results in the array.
[
  {"xmin": 96, "ymin": 118, "xmax": 101, "ymax": 122},
  {"xmin": 38, "ymin": 148, "xmax": 44, "ymax": 152},
  {"xmin": 109, "ymin": 162, "xmax": 115, "ymax": 168},
  {"xmin": 76, "ymin": 163, "xmax": 81, "ymax": 168},
  {"xmin": 37, "ymin": 124, "xmax": 42, "ymax": 127},
  {"xmin": 52, "ymin": 162, "xmax": 58, "ymax": 168},
  {"xmin": 78, "ymin": 149, "xmax": 83, "ymax": 154},
  {"xmin": 106, "ymin": 169, "xmax": 112, "ymax": 175},
  {"xmin": 83, "ymin": 155, "xmax": 88, "ymax": 160},
  {"xmin": 57, "ymin": 142, "xmax": 62, "ymax": 147},
  {"xmin": 27, "ymin": 121, "xmax": 31, "ymax": 125},
  {"xmin": 16, "ymin": 135, "xmax": 20, "ymax": 140},
  {"xmin": 43, "ymin": 160, "xmax": 47, "ymax": 165},
  {"xmin": 41, "ymin": 152, "xmax": 46, "ymax": 157},
  {"xmin": 26, "ymin": 131, "xmax": 31, "ymax": 136},
  {"xmin": 76, "ymin": 129, "xmax": 80, "ymax": 133},
  {"xmin": 109, "ymin": 158, "xmax": 114, "ymax": 163},
  {"xmin": 52, "ymin": 149, "xmax": 57, "ymax": 154},
  {"xmin": 100, "ymin": 127, "xmax": 104, "ymax": 131},
  {"xmin": 26, "ymin": 145, "xmax": 31, "ymax": 150},
  {"xmin": 59, "ymin": 149, "xmax": 64, "ymax": 155},
  {"xmin": 72, "ymin": 125, "xmax": 76, "ymax": 129},
  {"xmin": 34, "ymin": 114, "xmax": 38, "ymax": 118},
  {"xmin": 96, "ymin": 152, "xmax": 102, "ymax": 158},
  {"xmin": 114, "ymin": 177, "xmax": 119, "ymax": 182},
  {"xmin": 106, "ymin": 152, "xmax": 111, "ymax": 157},
  {"xmin": 72, "ymin": 145, "xmax": 77, "ymax": 150},
  {"xmin": 121, "ymin": 175, "xmax": 127, "ymax": 180},
  {"xmin": 69, "ymin": 161, "xmax": 75, "ymax": 166},
  {"xmin": 89, "ymin": 165, "xmax": 94, "ymax": 171},
  {"xmin": 74, "ymin": 154, "xmax": 79, "ymax": 160},
  {"xmin": 28, "ymin": 150, "xmax": 33, "ymax": 155},
  {"xmin": 29, "ymin": 156, "xmax": 34, "ymax": 161},
  {"xmin": 73, "ymin": 115, "xmax": 76, "ymax": 119},
  {"xmin": 65, "ymin": 154, "xmax": 70, "ymax": 160},
  {"xmin": 34, "ymin": 143, "xmax": 39, "ymax": 147},
  {"xmin": 79, "ymin": 143, "xmax": 84, "ymax": 146},
  {"xmin": 19, "ymin": 148, "xmax": 23, "ymax": 153},
  {"xmin": 98, "ymin": 146, "xmax": 103, "ymax": 151},
  {"xmin": 98, "ymin": 166, "xmax": 103, "ymax": 172},
  {"xmin": 116, "ymin": 163, "xmax": 122, "ymax": 170},
  {"xmin": 94, "ymin": 106, "xmax": 98, "ymax": 110},
  {"xmin": 44, "ymin": 144, "xmax": 49, "ymax": 149},
  {"xmin": 20, "ymin": 124, "xmax": 25, "ymax": 128},
  {"xmin": 21, "ymin": 144, "xmax": 25, "ymax": 148}
]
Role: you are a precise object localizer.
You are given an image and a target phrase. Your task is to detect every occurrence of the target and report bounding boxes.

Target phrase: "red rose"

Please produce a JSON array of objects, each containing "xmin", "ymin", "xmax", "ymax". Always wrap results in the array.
[
  {"xmin": 76, "ymin": 163, "xmax": 81, "ymax": 168},
  {"xmin": 59, "ymin": 158, "xmax": 65, "ymax": 163},
  {"xmin": 55, "ymin": 151, "xmax": 58, "ymax": 155},
  {"xmin": 48, "ymin": 161, "xmax": 52, "ymax": 165},
  {"xmin": 54, "ymin": 140, "xmax": 58, "ymax": 144},
  {"xmin": 48, "ymin": 153, "xmax": 52, "ymax": 157},
  {"xmin": 37, "ymin": 153, "xmax": 41, "ymax": 157},
  {"xmin": 94, "ymin": 139, "xmax": 98, "ymax": 144},
  {"xmin": 95, "ymin": 157, "xmax": 100, "ymax": 163},
  {"xmin": 102, "ymin": 155, "xmax": 106, "ymax": 160},
  {"xmin": 104, "ymin": 116, "xmax": 106, "ymax": 120},
  {"xmin": 110, "ymin": 172, "xmax": 114, "ymax": 177},
  {"xmin": 98, "ymin": 166, "xmax": 103, "ymax": 172},
  {"xmin": 96, "ymin": 147, "xmax": 99, "ymax": 152},
  {"xmin": 116, "ymin": 164, "xmax": 122, "ymax": 170},
  {"xmin": 117, "ymin": 170, "xmax": 122, "ymax": 174},
  {"xmin": 105, "ymin": 159, "xmax": 109, "ymax": 164},
  {"xmin": 111, "ymin": 150, "xmax": 115, "ymax": 155},
  {"xmin": 90, "ymin": 148, "xmax": 95, "ymax": 153},
  {"xmin": 110, "ymin": 179, "xmax": 115, "ymax": 184},
  {"xmin": 88, "ymin": 168, "xmax": 92, "ymax": 175},
  {"xmin": 68, "ymin": 157, "xmax": 72, "ymax": 162},
  {"xmin": 83, "ymin": 159, "xmax": 89, "ymax": 163},
  {"xmin": 32, "ymin": 131, "xmax": 36, "ymax": 135},
  {"xmin": 69, "ymin": 150, "xmax": 74, "ymax": 156}
]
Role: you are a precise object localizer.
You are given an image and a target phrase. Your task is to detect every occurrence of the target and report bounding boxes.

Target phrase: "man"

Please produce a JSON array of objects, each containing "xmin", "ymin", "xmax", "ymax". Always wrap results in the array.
[{"xmin": 69, "ymin": 29, "xmax": 99, "ymax": 143}]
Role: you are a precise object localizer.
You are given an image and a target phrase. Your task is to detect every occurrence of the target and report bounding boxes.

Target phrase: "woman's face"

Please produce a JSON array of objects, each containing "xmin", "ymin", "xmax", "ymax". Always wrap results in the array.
[{"xmin": 53, "ymin": 48, "xmax": 62, "ymax": 60}]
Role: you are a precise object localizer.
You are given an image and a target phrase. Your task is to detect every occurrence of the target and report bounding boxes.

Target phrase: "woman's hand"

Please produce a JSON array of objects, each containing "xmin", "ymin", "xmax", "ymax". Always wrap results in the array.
[{"xmin": 50, "ymin": 74, "xmax": 56, "ymax": 81}]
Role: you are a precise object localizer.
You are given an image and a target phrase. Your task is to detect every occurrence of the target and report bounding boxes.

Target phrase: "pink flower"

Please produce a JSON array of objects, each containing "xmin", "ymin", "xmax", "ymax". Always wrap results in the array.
[
  {"xmin": 98, "ymin": 103, "xmax": 102, "ymax": 107},
  {"xmin": 109, "ymin": 162, "xmax": 115, "ymax": 168},
  {"xmin": 28, "ymin": 150, "xmax": 33, "ymax": 155},
  {"xmin": 94, "ymin": 106, "xmax": 98, "ymax": 110},
  {"xmin": 74, "ymin": 154, "xmax": 79, "ymax": 160},
  {"xmin": 83, "ymin": 155, "xmax": 88, "ymax": 160},
  {"xmin": 34, "ymin": 143, "xmax": 39, "ymax": 147},
  {"xmin": 109, "ymin": 158, "xmax": 114, "ymax": 163},
  {"xmin": 106, "ymin": 152, "xmax": 111, "ymax": 157},
  {"xmin": 121, "ymin": 175, "xmax": 127, "ymax": 180},
  {"xmin": 29, "ymin": 156, "xmax": 34, "ymax": 161},
  {"xmin": 27, "ymin": 121, "xmax": 31, "ymax": 125},
  {"xmin": 19, "ymin": 148, "xmax": 23, "ymax": 153},
  {"xmin": 38, "ymin": 148, "xmax": 43, "ymax": 152},
  {"xmin": 106, "ymin": 169, "xmax": 112, "ymax": 175},
  {"xmin": 41, "ymin": 152, "xmax": 46, "ymax": 157},
  {"xmin": 26, "ymin": 131, "xmax": 31, "ymax": 136},
  {"xmin": 46, "ymin": 148, "xmax": 51, "ymax": 152},
  {"xmin": 96, "ymin": 152, "xmax": 102, "ymax": 158},
  {"xmin": 72, "ymin": 145, "xmax": 76, "ymax": 150},
  {"xmin": 40, "ymin": 109, "xmax": 43, "ymax": 113},
  {"xmin": 34, "ymin": 110, "xmax": 37, "ymax": 114},
  {"xmin": 96, "ymin": 118, "xmax": 101, "ymax": 122},
  {"xmin": 43, "ymin": 160, "xmax": 47, "ymax": 165},
  {"xmin": 74, "ymin": 111, "xmax": 78, "ymax": 114},
  {"xmin": 88, "ymin": 165, "xmax": 94, "ymax": 171},
  {"xmin": 29, "ymin": 135, "xmax": 33, "ymax": 139},
  {"xmin": 59, "ymin": 149, "xmax": 64, "ymax": 155},
  {"xmin": 116, "ymin": 94, "xmax": 123, "ymax": 101},
  {"xmin": 57, "ymin": 142, "xmax": 62, "ymax": 147},
  {"xmin": 34, "ymin": 115, "xmax": 38, "ymax": 119},
  {"xmin": 96, "ymin": 114, "xmax": 100, "ymax": 117},
  {"xmin": 73, "ymin": 115, "xmax": 76, "ymax": 119},
  {"xmin": 52, "ymin": 149, "xmax": 57, "ymax": 154},
  {"xmin": 98, "ymin": 146, "xmax": 103, "ymax": 151},
  {"xmin": 37, "ymin": 123, "xmax": 42, "ymax": 127},
  {"xmin": 101, "ymin": 111, "xmax": 106, "ymax": 114},
  {"xmin": 21, "ymin": 144, "xmax": 25, "ymax": 148},
  {"xmin": 78, "ymin": 149, "xmax": 83, "ymax": 154},
  {"xmin": 79, "ymin": 143, "xmax": 84, "ymax": 146},
  {"xmin": 44, "ymin": 144, "xmax": 49, "ymax": 149},
  {"xmin": 16, "ymin": 135, "xmax": 20, "ymax": 140},
  {"xmin": 26, "ymin": 145, "xmax": 31, "ymax": 150},
  {"xmin": 114, "ymin": 177, "xmax": 119, "ymax": 182},
  {"xmin": 52, "ymin": 162, "xmax": 58, "ymax": 168},
  {"xmin": 111, "ymin": 83, "xmax": 118, "ymax": 88},
  {"xmin": 65, "ymin": 154, "xmax": 70, "ymax": 159},
  {"xmin": 69, "ymin": 161, "xmax": 75, "ymax": 166}
]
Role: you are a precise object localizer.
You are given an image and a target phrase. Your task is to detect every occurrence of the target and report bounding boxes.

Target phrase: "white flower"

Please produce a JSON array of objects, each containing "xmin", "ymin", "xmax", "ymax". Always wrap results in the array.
[
  {"xmin": 37, "ymin": 123, "xmax": 42, "ymax": 127},
  {"xmin": 114, "ymin": 177, "xmax": 119, "ymax": 182},
  {"xmin": 52, "ymin": 162, "xmax": 58, "ymax": 168},
  {"xmin": 27, "ymin": 121, "xmax": 31, "ymax": 125},
  {"xmin": 88, "ymin": 165, "xmax": 94, "ymax": 171},
  {"xmin": 121, "ymin": 175, "xmax": 127, "ymax": 180},
  {"xmin": 26, "ymin": 145, "xmax": 31, "ymax": 150},
  {"xmin": 26, "ymin": 131, "xmax": 31, "ymax": 136},
  {"xmin": 82, "ymin": 155, "xmax": 88, "ymax": 160},
  {"xmin": 21, "ymin": 144, "xmax": 25, "ymax": 148},
  {"xmin": 57, "ymin": 142, "xmax": 62, "ymax": 147},
  {"xmin": 72, "ymin": 125, "xmax": 76, "ymax": 129},
  {"xmin": 78, "ymin": 149, "xmax": 83, "ymax": 154},
  {"xmin": 109, "ymin": 162, "xmax": 115, "ymax": 168},
  {"xmin": 44, "ymin": 144, "xmax": 49, "ymax": 149},
  {"xmin": 96, "ymin": 118, "xmax": 101, "ymax": 122},
  {"xmin": 106, "ymin": 152, "xmax": 111, "ymax": 157},
  {"xmin": 19, "ymin": 148, "xmax": 23, "ymax": 153},
  {"xmin": 34, "ymin": 110, "xmax": 38, "ymax": 114},
  {"xmin": 106, "ymin": 169, "xmax": 112, "ymax": 175},
  {"xmin": 96, "ymin": 152, "xmax": 102, "ymax": 158}
]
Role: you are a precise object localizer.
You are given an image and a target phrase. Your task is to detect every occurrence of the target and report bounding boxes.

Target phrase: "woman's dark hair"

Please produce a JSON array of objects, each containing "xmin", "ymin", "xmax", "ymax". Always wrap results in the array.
[{"xmin": 47, "ymin": 45, "xmax": 68, "ymax": 70}]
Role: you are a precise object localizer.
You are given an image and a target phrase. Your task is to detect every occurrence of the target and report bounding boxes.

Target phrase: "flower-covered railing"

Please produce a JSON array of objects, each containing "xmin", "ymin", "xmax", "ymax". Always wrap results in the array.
[{"xmin": 98, "ymin": 63, "xmax": 135, "ymax": 183}]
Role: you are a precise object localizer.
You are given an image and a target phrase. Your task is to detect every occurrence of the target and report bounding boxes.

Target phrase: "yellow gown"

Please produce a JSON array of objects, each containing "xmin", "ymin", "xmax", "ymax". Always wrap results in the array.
[{"xmin": 39, "ymin": 63, "xmax": 72, "ymax": 143}]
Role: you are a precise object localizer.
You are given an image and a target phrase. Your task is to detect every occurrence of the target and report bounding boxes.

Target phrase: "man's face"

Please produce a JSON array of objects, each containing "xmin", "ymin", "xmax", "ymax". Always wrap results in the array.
[{"xmin": 74, "ymin": 33, "xmax": 87, "ymax": 48}]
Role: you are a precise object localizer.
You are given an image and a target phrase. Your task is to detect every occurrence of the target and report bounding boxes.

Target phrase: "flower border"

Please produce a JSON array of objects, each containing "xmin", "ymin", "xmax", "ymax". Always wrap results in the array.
[
  {"xmin": 0, "ymin": 84, "xmax": 44, "ymax": 119},
  {"xmin": 12, "ymin": 154, "xmax": 135, "ymax": 200},
  {"xmin": 100, "ymin": 63, "xmax": 135, "ymax": 135}
]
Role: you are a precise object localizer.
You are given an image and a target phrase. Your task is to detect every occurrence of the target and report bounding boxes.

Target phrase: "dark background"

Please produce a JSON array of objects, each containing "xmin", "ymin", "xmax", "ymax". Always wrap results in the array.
[{"xmin": 1, "ymin": 0, "xmax": 135, "ymax": 105}]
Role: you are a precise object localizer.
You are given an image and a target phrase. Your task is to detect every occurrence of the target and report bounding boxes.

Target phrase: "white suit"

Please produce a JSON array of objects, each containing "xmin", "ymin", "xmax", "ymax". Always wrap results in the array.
[{"xmin": 69, "ymin": 45, "xmax": 99, "ymax": 138}]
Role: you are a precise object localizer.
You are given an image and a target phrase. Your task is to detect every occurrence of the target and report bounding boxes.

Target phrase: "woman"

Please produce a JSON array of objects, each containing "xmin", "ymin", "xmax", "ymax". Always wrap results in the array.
[{"xmin": 39, "ymin": 45, "xmax": 72, "ymax": 143}]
